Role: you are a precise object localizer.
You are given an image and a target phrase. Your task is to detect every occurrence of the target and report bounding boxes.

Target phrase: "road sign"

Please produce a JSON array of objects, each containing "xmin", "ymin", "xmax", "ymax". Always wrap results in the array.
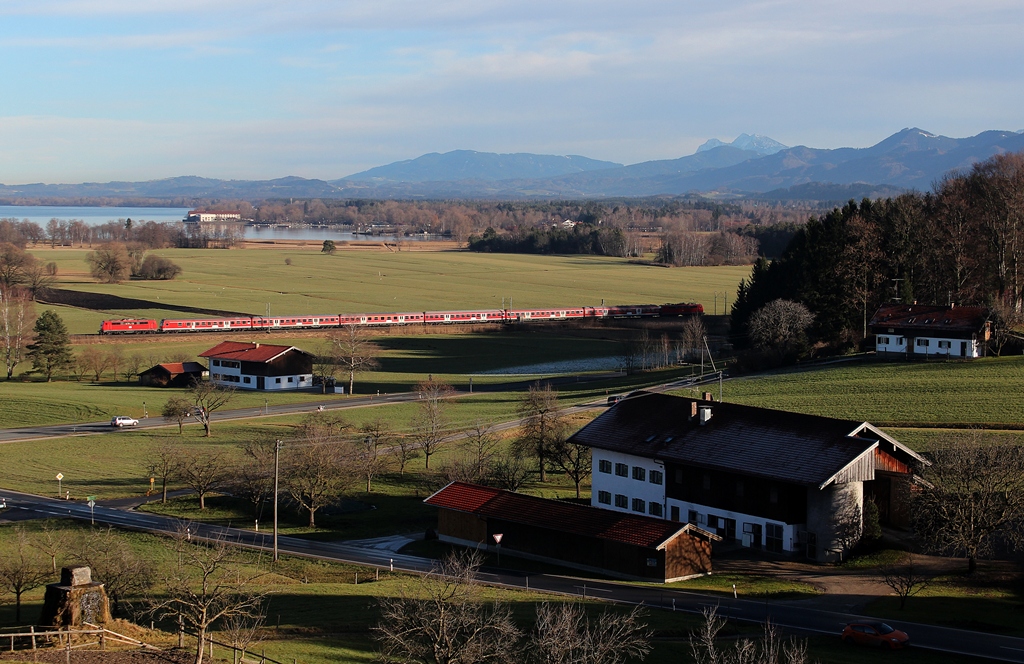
[
  {"xmin": 87, "ymin": 499, "xmax": 95, "ymax": 508},
  {"xmin": 55, "ymin": 473, "xmax": 64, "ymax": 481},
  {"xmin": 87, "ymin": 496, "xmax": 96, "ymax": 502},
  {"xmin": 493, "ymin": 533, "xmax": 503, "ymax": 544}
]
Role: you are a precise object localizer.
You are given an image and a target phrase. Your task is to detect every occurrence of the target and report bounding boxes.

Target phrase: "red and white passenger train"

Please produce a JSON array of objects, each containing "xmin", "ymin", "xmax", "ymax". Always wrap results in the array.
[{"xmin": 99, "ymin": 302, "xmax": 703, "ymax": 334}]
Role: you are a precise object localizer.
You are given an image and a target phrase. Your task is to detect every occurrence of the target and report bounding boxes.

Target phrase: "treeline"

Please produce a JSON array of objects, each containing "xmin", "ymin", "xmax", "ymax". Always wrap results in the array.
[
  {"xmin": 467, "ymin": 225, "xmax": 631, "ymax": 256},
  {"xmin": 731, "ymin": 151, "xmax": 1024, "ymax": 351},
  {"xmin": 0, "ymin": 218, "xmax": 241, "ymax": 250}
]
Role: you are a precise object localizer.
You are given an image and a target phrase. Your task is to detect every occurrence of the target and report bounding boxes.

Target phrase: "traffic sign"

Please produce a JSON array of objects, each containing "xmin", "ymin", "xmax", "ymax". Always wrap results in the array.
[
  {"xmin": 493, "ymin": 533, "xmax": 503, "ymax": 544},
  {"xmin": 55, "ymin": 473, "xmax": 64, "ymax": 481}
]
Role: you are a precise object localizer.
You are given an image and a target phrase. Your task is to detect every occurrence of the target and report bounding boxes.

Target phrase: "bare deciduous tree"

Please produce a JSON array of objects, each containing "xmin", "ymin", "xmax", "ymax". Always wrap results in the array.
[
  {"xmin": 0, "ymin": 287, "xmax": 33, "ymax": 379},
  {"xmin": 163, "ymin": 396, "xmax": 194, "ymax": 434},
  {"xmin": 0, "ymin": 526, "xmax": 52, "ymax": 622},
  {"xmin": 189, "ymin": 380, "xmax": 234, "ymax": 437},
  {"xmin": 147, "ymin": 443, "xmax": 181, "ymax": 503},
  {"xmin": 690, "ymin": 607, "xmax": 812, "ymax": 664},
  {"xmin": 72, "ymin": 526, "xmax": 154, "ymax": 617},
  {"xmin": 333, "ymin": 326, "xmax": 381, "ymax": 395},
  {"xmin": 152, "ymin": 530, "xmax": 269, "ymax": 664},
  {"xmin": 31, "ymin": 520, "xmax": 71, "ymax": 574},
  {"xmin": 531, "ymin": 602, "xmax": 652, "ymax": 664},
  {"xmin": 913, "ymin": 432, "xmax": 1024, "ymax": 573},
  {"xmin": 79, "ymin": 345, "xmax": 113, "ymax": 381},
  {"xmin": 374, "ymin": 551, "xmax": 521, "ymax": 664},
  {"xmin": 86, "ymin": 242, "xmax": 133, "ymax": 284},
  {"xmin": 312, "ymin": 338, "xmax": 342, "ymax": 394},
  {"xmin": 679, "ymin": 315, "xmax": 707, "ymax": 364},
  {"xmin": 490, "ymin": 453, "xmax": 529, "ymax": 492},
  {"xmin": 461, "ymin": 422, "xmax": 501, "ymax": 481},
  {"xmin": 234, "ymin": 437, "xmax": 277, "ymax": 519},
  {"xmin": 285, "ymin": 413, "xmax": 353, "ymax": 528},
  {"xmin": 549, "ymin": 438, "xmax": 591, "ymax": 499},
  {"xmin": 514, "ymin": 383, "xmax": 568, "ymax": 482},
  {"xmin": 880, "ymin": 552, "xmax": 929, "ymax": 610},
  {"xmin": 356, "ymin": 418, "xmax": 394, "ymax": 493},
  {"xmin": 412, "ymin": 378, "xmax": 455, "ymax": 470},
  {"xmin": 747, "ymin": 299, "xmax": 814, "ymax": 353},
  {"xmin": 176, "ymin": 450, "xmax": 227, "ymax": 510}
]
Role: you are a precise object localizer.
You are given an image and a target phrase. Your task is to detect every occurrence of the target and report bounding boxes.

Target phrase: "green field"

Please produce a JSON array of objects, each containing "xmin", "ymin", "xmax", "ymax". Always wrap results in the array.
[
  {"xmin": 31, "ymin": 247, "xmax": 749, "ymax": 333},
  {"xmin": 695, "ymin": 356, "xmax": 1024, "ymax": 430}
]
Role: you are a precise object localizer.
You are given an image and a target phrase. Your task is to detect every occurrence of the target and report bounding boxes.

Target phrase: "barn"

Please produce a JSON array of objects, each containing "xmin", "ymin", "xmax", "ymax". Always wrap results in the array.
[
  {"xmin": 138, "ymin": 362, "xmax": 207, "ymax": 387},
  {"xmin": 424, "ymin": 482, "xmax": 719, "ymax": 582}
]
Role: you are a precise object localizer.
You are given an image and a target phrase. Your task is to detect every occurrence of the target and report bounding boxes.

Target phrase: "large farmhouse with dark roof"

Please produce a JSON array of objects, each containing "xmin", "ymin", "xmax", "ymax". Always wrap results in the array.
[
  {"xmin": 425, "ymin": 482, "xmax": 720, "ymax": 582},
  {"xmin": 870, "ymin": 303, "xmax": 989, "ymax": 358},
  {"xmin": 199, "ymin": 341, "xmax": 314, "ymax": 390},
  {"xmin": 569, "ymin": 392, "xmax": 927, "ymax": 563}
]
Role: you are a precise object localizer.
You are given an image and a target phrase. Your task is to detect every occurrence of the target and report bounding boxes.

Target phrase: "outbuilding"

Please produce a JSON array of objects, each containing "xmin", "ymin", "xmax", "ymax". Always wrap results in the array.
[
  {"xmin": 199, "ymin": 341, "xmax": 314, "ymax": 390},
  {"xmin": 424, "ymin": 482, "xmax": 719, "ymax": 582},
  {"xmin": 138, "ymin": 362, "xmax": 207, "ymax": 387}
]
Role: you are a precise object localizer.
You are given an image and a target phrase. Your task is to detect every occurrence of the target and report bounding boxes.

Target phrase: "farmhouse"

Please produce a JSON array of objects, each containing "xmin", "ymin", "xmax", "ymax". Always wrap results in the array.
[
  {"xmin": 570, "ymin": 393, "xmax": 927, "ymax": 563},
  {"xmin": 425, "ymin": 482, "xmax": 719, "ymax": 582},
  {"xmin": 869, "ymin": 303, "xmax": 989, "ymax": 358},
  {"xmin": 138, "ymin": 362, "xmax": 207, "ymax": 388},
  {"xmin": 199, "ymin": 341, "xmax": 313, "ymax": 390}
]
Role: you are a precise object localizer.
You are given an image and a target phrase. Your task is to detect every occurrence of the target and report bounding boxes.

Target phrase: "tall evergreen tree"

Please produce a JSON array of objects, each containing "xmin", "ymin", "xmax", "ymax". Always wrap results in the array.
[{"xmin": 26, "ymin": 310, "xmax": 72, "ymax": 381}]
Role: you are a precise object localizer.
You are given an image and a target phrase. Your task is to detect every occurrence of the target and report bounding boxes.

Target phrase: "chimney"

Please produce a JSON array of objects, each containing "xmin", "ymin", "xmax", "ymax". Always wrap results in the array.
[
  {"xmin": 690, "ymin": 401, "xmax": 698, "ymax": 420},
  {"xmin": 699, "ymin": 406, "xmax": 712, "ymax": 426},
  {"xmin": 701, "ymin": 391, "xmax": 713, "ymax": 402}
]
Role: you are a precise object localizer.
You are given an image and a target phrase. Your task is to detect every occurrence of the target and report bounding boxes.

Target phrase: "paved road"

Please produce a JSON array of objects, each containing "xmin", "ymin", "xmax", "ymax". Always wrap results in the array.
[
  {"xmin": 3, "ymin": 488, "xmax": 1022, "ymax": 663},
  {"xmin": 0, "ymin": 371, "xmax": 637, "ymax": 444}
]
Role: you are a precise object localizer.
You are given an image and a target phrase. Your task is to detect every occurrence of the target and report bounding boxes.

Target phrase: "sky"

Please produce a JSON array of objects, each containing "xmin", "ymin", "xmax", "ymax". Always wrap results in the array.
[{"xmin": 0, "ymin": 0, "xmax": 1021, "ymax": 183}]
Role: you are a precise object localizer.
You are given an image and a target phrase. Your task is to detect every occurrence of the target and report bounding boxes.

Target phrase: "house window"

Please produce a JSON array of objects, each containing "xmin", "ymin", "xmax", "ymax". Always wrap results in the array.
[
  {"xmin": 916, "ymin": 338, "xmax": 930, "ymax": 347},
  {"xmin": 632, "ymin": 498, "xmax": 646, "ymax": 513},
  {"xmin": 212, "ymin": 359, "xmax": 220, "ymax": 367},
  {"xmin": 688, "ymin": 510, "xmax": 704, "ymax": 525},
  {"xmin": 766, "ymin": 523, "xmax": 784, "ymax": 553},
  {"xmin": 939, "ymin": 340, "xmax": 951, "ymax": 349},
  {"xmin": 877, "ymin": 336, "xmax": 889, "ymax": 345},
  {"xmin": 288, "ymin": 377, "xmax": 293, "ymax": 383},
  {"xmin": 615, "ymin": 463, "xmax": 628, "ymax": 477},
  {"xmin": 650, "ymin": 470, "xmax": 663, "ymax": 485},
  {"xmin": 614, "ymin": 494, "xmax": 628, "ymax": 509},
  {"xmin": 275, "ymin": 378, "xmax": 281, "ymax": 384},
  {"xmin": 649, "ymin": 502, "xmax": 663, "ymax": 517},
  {"xmin": 243, "ymin": 377, "xmax": 251, "ymax": 384},
  {"xmin": 897, "ymin": 337, "xmax": 905, "ymax": 345},
  {"xmin": 632, "ymin": 466, "xmax": 646, "ymax": 481},
  {"xmin": 597, "ymin": 491, "xmax": 611, "ymax": 505},
  {"xmin": 598, "ymin": 460, "xmax": 612, "ymax": 474}
]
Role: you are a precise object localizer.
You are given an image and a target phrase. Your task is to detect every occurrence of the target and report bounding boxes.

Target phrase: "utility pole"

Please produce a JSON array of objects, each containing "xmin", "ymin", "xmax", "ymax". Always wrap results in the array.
[{"xmin": 273, "ymin": 439, "xmax": 281, "ymax": 562}]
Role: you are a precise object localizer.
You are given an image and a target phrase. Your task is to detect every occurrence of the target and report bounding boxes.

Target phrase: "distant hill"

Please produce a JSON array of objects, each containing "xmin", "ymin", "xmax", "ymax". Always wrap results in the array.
[
  {"xmin": 340, "ymin": 150, "xmax": 622, "ymax": 182},
  {"xmin": 2, "ymin": 129, "xmax": 1022, "ymax": 202}
]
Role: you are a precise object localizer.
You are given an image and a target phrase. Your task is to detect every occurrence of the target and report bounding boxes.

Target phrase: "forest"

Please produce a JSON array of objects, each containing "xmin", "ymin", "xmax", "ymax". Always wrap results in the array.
[{"xmin": 730, "ymin": 151, "xmax": 1024, "ymax": 352}]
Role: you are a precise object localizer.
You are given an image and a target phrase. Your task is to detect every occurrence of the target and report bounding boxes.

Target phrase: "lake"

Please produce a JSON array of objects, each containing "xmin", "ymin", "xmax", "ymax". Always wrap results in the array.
[{"xmin": 0, "ymin": 205, "xmax": 428, "ymax": 241}]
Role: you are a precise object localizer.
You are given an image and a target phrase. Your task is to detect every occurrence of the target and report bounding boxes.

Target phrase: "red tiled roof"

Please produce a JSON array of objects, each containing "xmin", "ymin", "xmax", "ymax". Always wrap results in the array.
[
  {"xmin": 158, "ymin": 362, "xmax": 206, "ymax": 374},
  {"xmin": 198, "ymin": 341, "xmax": 306, "ymax": 363},
  {"xmin": 425, "ymin": 482, "xmax": 713, "ymax": 549}
]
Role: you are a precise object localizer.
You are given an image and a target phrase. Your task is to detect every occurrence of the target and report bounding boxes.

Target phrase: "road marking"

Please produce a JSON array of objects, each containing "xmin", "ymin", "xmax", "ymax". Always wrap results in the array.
[{"xmin": 1001, "ymin": 647, "xmax": 1024, "ymax": 653}]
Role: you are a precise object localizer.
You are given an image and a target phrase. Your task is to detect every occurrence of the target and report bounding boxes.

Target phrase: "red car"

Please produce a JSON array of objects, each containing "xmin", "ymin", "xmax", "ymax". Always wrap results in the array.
[{"xmin": 841, "ymin": 621, "xmax": 910, "ymax": 649}]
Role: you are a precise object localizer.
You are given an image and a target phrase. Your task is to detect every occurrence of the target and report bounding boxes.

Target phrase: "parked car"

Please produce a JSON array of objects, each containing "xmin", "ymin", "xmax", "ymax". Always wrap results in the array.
[
  {"xmin": 841, "ymin": 622, "xmax": 910, "ymax": 649},
  {"xmin": 607, "ymin": 395, "xmax": 623, "ymax": 405},
  {"xmin": 110, "ymin": 416, "xmax": 139, "ymax": 428}
]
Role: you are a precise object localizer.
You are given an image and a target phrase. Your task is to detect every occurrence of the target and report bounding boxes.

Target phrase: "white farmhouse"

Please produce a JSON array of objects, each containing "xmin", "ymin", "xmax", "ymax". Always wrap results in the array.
[
  {"xmin": 869, "ymin": 304, "xmax": 989, "ymax": 358},
  {"xmin": 199, "ymin": 341, "xmax": 313, "ymax": 390},
  {"xmin": 569, "ymin": 393, "xmax": 927, "ymax": 563}
]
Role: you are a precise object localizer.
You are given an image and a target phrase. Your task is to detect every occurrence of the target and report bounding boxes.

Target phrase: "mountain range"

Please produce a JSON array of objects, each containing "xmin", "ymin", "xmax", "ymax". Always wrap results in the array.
[{"xmin": 1, "ymin": 129, "xmax": 1022, "ymax": 202}]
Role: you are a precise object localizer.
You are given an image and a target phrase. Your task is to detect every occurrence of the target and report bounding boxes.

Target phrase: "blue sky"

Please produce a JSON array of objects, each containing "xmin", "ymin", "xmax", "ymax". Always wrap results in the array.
[{"xmin": 0, "ymin": 0, "xmax": 1021, "ymax": 182}]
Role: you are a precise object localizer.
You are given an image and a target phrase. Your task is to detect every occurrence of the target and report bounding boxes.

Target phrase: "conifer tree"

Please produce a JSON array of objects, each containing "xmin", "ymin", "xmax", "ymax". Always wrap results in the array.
[{"xmin": 26, "ymin": 310, "xmax": 72, "ymax": 381}]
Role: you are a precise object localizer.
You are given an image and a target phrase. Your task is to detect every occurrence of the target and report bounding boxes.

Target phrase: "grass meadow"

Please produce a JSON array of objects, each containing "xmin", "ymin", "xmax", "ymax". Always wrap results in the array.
[{"xmin": 30, "ymin": 247, "xmax": 749, "ymax": 334}]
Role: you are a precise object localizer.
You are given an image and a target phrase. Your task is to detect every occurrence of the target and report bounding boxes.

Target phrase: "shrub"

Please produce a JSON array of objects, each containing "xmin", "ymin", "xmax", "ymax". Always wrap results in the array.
[{"xmin": 138, "ymin": 255, "xmax": 182, "ymax": 280}]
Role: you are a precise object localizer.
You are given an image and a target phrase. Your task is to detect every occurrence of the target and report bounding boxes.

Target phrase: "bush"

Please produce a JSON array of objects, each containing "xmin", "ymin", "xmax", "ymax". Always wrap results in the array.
[{"xmin": 137, "ymin": 255, "xmax": 182, "ymax": 280}]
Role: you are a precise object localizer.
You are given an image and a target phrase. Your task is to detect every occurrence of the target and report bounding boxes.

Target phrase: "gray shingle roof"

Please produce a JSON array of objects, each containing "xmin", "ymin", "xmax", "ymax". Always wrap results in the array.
[{"xmin": 568, "ymin": 393, "xmax": 880, "ymax": 487}]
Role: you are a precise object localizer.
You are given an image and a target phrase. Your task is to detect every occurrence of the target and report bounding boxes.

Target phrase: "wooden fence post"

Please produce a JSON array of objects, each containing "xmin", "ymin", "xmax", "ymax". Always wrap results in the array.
[{"xmin": 29, "ymin": 626, "xmax": 36, "ymax": 651}]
